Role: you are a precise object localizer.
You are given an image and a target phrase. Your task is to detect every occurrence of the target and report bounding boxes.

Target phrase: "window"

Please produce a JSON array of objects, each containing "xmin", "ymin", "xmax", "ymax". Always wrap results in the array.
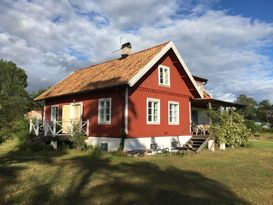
[
  {"xmin": 147, "ymin": 98, "xmax": 160, "ymax": 124},
  {"xmin": 71, "ymin": 103, "xmax": 82, "ymax": 122},
  {"xmin": 98, "ymin": 98, "xmax": 111, "ymax": 124},
  {"xmin": 158, "ymin": 65, "xmax": 170, "ymax": 86},
  {"xmin": 51, "ymin": 105, "xmax": 58, "ymax": 121},
  {"xmin": 168, "ymin": 101, "xmax": 179, "ymax": 125}
]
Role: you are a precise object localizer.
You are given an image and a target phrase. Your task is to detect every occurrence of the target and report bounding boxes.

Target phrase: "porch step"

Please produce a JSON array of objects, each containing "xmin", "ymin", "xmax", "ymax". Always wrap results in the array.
[{"xmin": 185, "ymin": 135, "xmax": 210, "ymax": 152}]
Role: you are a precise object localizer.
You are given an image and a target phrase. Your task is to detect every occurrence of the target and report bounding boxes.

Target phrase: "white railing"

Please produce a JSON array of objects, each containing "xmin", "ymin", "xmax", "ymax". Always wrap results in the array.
[{"xmin": 29, "ymin": 119, "xmax": 89, "ymax": 137}]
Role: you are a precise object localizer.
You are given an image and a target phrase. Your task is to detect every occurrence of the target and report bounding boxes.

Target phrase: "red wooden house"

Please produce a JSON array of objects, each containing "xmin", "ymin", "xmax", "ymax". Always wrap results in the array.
[{"xmin": 34, "ymin": 41, "xmax": 241, "ymax": 151}]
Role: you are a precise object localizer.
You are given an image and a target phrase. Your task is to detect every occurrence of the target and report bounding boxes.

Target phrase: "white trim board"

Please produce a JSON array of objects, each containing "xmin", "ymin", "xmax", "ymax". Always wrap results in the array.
[
  {"xmin": 125, "ymin": 87, "xmax": 129, "ymax": 134},
  {"xmin": 128, "ymin": 41, "xmax": 203, "ymax": 98}
]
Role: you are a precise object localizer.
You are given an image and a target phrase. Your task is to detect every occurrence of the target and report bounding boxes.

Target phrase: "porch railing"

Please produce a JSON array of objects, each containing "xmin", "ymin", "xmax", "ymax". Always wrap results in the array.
[{"xmin": 29, "ymin": 119, "xmax": 89, "ymax": 137}]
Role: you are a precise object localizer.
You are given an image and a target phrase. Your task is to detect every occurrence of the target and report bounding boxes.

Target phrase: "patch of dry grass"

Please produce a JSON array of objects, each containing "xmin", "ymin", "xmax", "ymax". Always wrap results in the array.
[{"xmin": 0, "ymin": 139, "xmax": 273, "ymax": 205}]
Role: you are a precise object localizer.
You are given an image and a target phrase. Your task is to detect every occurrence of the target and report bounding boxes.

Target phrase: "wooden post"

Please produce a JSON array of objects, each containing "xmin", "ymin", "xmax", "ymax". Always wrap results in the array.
[
  {"xmin": 208, "ymin": 102, "xmax": 212, "ymax": 126},
  {"xmin": 53, "ymin": 120, "xmax": 56, "ymax": 138},
  {"xmin": 86, "ymin": 119, "xmax": 89, "ymax": 136},
  {"xmin": 29, "ymin": 119, "xmax": 33, "ymax": 134},
  {"xmin": 44, "ymin": 120, "xmax": 47, "ymax": 136},
  {"xmin": 70, "ymin": 120, "xmax": 73, "ymax": 135},
  {"xmin": 36, "ymin": 119, "xmax": 39, "ymax": 136},
  {"xmin": 207, "ymin": 102, "xmax": 215, "ymax": 151},
  {"xmin": 51, "ymin": 140, "xmax": 58, "ymax": 150}
]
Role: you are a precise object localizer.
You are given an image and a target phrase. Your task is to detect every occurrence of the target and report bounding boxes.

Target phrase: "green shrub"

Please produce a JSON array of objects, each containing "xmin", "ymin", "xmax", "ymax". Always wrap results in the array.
[
  {"xmin": 209, "ymin": 110, "xmax": 252, "ymax": 147},
  {"xmin": 68, "ymin": 123, "xmax": 88, "ymax": 151},
  {"xmin": 20, "ymin": 143, "xmax": 54, "ymax": 152},
  {"xmin": 244, "ymin": 120, "xmax": 262, "ymax": 133},
  {"xmin": 0, "ymin": 129, "xmax": 9, "ymax": 144}
]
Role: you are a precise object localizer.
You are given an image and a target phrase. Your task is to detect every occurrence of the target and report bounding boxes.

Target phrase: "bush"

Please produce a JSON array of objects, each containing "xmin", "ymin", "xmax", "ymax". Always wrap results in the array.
[
  {"xmin": 244, "ymin": 120, "xmax": 262, "ymax": 134},
  {"xmin": 0, "ymin": 129, "xmax": 9, "ymax": 144},
  {"xmin": 209, "ymin": 110, "xmax": 252, "ymax": 147},
  {"xmin": 68, "ymin": 123, "xmax": 88, "ymax": 151},
  {"xmin": 10, "ymin": 117, "xmax": 54, "ymax": 152}
]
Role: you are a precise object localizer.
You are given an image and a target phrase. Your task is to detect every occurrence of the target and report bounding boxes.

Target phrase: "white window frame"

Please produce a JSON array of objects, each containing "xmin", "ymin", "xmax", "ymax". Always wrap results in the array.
[
  {"xmin": 168, "ymin": 101, "xmax": 180, "ymax": 125},
  {"xmin": 50, "ymin": 105, "xmax": 59, "ymax": 121},
  {"xmin": 98, "ymin": 98, "xmax": 112, "ymax": 125},
  {"xmin": 158, "ymin": 65, "xmax": 170, "ymax": 87},
  {"xmin": 146, "ymin": 98, "xmax": 160, "ymax": 125}
]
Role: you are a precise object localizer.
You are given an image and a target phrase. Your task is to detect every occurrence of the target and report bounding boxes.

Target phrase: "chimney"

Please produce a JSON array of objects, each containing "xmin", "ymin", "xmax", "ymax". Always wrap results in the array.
[{"xmin": 121, "ymin": 42, "xmax": 132, "ymax": 58}]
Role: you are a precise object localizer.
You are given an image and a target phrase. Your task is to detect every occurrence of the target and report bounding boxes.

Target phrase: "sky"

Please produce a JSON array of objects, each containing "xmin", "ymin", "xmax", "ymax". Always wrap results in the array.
[{"xmin": 0, "ymin": 0, "xmax": 273, "ymax": 103}]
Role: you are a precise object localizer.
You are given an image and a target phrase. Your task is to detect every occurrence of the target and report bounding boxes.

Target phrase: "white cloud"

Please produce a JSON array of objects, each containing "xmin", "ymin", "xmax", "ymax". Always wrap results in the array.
[{"xmin": 0, "ymin": 0, "xmax": 272, "ymax": 103}]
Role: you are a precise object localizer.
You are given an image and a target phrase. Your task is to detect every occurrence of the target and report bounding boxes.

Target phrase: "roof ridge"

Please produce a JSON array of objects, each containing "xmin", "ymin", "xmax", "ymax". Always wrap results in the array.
[{"xmin": 75, "ymin": 41, "xmax": 171, "ymax": 72}]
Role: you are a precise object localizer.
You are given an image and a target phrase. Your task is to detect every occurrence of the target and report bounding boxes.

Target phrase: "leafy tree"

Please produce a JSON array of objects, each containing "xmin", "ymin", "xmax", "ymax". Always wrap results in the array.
[
  {"xmin": 256, "ymin": 100, "xmax": 273, "ymax": 123},
  {"xmin": 236, "ymin": 94, "xmax": 257, "ymax": 119},
  {"xmin": 28, "ymin": 88, "xmax": 47, "ymax": 110},
  {"xmin": 209, "ymin": 110, "xmax": 251, "ymax": 147},
  {"xmin": 0, "ymin": 59, "xmax": 29, "ymax": 141}
]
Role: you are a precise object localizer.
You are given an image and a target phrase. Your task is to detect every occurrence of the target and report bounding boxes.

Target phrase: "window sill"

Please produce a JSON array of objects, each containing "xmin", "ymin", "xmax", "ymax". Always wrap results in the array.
[
  {"xmin": 98, "ymin": 122, "xmax": 111, "ymax": 125},
  {"xmin": 146, "ymin": 122, "xmax": 160, "ymax": 125},
  {"xmin": 158, "ymin": 84, "xmax": 170, "ymax": 87},
  {"xmin": 168, "ymin": 123, "xmax": 180, "ymax": 125}
]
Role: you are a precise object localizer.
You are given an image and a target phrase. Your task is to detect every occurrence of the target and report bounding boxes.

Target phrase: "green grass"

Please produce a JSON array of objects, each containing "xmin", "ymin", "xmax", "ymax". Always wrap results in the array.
[
  {"xmin": 254, "ymin": 131, "xmax": 273, "ymax": 141},
  {"xmin": 1, "ymin": 139, "xmax": 273, "ymax": 205}
]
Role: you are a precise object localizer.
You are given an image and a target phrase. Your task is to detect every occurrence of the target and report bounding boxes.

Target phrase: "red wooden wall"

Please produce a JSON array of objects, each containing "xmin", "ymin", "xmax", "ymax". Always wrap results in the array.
[
  {"xmin": 128, "ymin": 50, "xmax": 192, "ymax": 137},
  {"xmin": 44, "ymin": 89, "xmax": 124, "ymax": 137}
]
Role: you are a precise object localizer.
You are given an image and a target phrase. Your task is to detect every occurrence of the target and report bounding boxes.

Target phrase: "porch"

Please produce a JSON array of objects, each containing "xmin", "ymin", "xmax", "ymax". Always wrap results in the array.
[
  {"xmin": 29, "ymin": 119, "xmax": 89, "ymax": 138},
  {"xmin": 191, "ymin": 98, "xmax": 244, "ymax": 135}
]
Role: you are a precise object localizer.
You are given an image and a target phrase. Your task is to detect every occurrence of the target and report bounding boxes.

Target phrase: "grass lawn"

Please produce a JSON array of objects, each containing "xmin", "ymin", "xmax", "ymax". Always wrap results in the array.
[{"xmin": 0, "ymin": 139, "xmax": 273, "ymax": 205}]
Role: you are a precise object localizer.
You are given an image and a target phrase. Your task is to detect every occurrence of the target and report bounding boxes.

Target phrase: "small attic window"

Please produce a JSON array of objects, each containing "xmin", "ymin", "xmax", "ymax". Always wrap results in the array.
[{"xmin": 158, "ymin": 65, "xmax": 170, "ymax": 87}]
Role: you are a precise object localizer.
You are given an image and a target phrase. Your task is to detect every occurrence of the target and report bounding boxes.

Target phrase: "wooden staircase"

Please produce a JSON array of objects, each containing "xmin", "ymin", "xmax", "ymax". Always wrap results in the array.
[{"xmin": 185, "ymin": 135, "xmax": 210, "ymax": 152}]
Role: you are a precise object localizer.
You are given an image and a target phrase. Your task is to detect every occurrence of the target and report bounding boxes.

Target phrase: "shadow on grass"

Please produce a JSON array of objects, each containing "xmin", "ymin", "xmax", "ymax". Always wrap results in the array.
[{"xmin": 0, "ymin": 148, "xmax": 250, "ymax": 205}]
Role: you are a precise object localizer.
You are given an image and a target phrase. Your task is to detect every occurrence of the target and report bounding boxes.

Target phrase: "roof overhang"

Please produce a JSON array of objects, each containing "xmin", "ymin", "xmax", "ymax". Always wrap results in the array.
[
  {"xmin": 128, "ymin": 41, "xmax": 203, "ymax": 98},
  {"xmin": 191, "ymin": 98, "xmax": 244, "ymax": 109},
  {"xmin": 192, "ymin": 75, "xmax": 208, "ymax": 83}
]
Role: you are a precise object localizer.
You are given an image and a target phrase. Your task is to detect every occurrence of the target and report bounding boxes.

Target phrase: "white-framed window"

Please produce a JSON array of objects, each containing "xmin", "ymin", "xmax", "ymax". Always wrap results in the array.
[
  {"xmin": 158, "ymin": 65, "xmax": 170, "ymax": 86},
  {"xmin": 146, "ymin": 98, "xmax": 160, "ymax": 124},
  {"xmin": 168, "ymin": 101, "xmax": 179, "ymax": 125},
  {"xmin": 70, "ymin": 102, "xmax": 83, "ymax": 122},
  {"xmin": 98, "ymin": 98, "xmax": 112, "ymax": 124},
  {"xmin": 51, "ymin": 105, "xmax": 59, "ymax": 121}
]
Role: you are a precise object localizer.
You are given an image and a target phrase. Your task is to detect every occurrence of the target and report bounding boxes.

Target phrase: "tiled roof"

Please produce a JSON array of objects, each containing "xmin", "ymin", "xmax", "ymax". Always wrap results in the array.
[{"xmin": 36, "ymin": 41, "xmax": 169, "ymax": 100}]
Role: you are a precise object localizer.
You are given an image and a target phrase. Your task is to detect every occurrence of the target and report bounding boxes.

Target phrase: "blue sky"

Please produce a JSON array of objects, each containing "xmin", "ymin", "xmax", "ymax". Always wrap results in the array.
[
  {"xmin": 0, "ymin": 0, "xmax": 272, "ymax": 102},
  {"xmin": 219, "ymin": 0, "xmax": 273, "ymax": 22}
]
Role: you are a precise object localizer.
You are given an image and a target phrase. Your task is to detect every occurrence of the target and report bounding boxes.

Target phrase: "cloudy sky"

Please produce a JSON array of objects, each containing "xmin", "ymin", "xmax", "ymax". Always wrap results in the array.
[{"xmin": 0, "ymin": 0, "xmax": 273, "ymax": 102}]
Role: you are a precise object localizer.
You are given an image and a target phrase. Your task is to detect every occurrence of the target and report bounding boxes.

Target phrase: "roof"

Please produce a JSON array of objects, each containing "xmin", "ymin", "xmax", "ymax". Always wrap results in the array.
[
  {"xmin": 36, "ymin": 41, "xmax": 203, "ymax": 100},
  {"xmin": 193, "ymin": 75, "xmax": 208, "ymax": 83}
]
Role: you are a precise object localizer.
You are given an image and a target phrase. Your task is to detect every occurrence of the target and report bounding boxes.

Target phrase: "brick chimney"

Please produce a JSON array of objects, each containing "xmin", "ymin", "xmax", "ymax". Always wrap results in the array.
[{"xmin": 121, "ymin": 42, "xmax": 132, "ymax": 58}]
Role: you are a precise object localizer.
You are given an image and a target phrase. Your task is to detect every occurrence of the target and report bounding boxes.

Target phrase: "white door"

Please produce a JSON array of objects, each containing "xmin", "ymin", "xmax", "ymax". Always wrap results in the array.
[
  {"xmin": 62, "ymin": 105, "xmax": 70, "ymax": 133},
  {"xmin": 71, "ymin": 103, "xmax": 82, "ymax": 124}
]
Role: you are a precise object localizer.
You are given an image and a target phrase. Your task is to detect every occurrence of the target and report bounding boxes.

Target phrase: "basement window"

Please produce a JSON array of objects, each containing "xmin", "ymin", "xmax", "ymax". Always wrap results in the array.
[
  {"xmin": 147, "ymin": 98, "xmax": 160, "ymax": 124},
  {"xmin": 168, "ymin": 101, "xmax": 179, "ymax": 125},
  {"xmin": 98, "ymin": 98, "xmax": 111, "ymax": 125},
  {"xmin": 158, "ymin": 65, "xmax": 170, "ymax": 86}
]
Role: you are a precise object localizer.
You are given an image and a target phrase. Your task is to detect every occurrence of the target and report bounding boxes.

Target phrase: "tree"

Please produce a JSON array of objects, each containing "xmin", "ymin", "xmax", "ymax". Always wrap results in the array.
[
  {"xmin": 209, "ymin": 110, "xmax": 251, "ymax": 147},
  {"xmin": 256, "ymin": 100, "xmax": 273, "ymax": 123},
  {"xmin": 28, "ymin": 88, "xmax": 47, "ymax": 110},
  {"xmin": 0, "ymin": 59, "xmax": 29, "ymax": 140},
  {"xmin": 236, "ymin": 94, "xmax": 257, "ymax": 119}
]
